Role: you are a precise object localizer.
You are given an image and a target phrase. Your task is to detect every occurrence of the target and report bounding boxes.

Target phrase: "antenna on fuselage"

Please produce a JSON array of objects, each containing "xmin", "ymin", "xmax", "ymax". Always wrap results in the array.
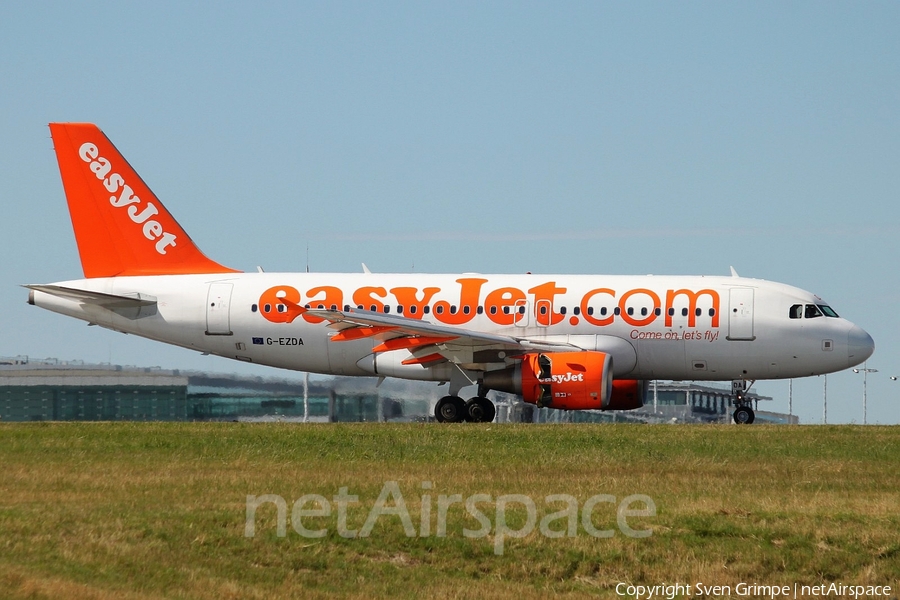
[{"xmin": 730, "ymin": 266, "xmax": 739, "ymax": 277}]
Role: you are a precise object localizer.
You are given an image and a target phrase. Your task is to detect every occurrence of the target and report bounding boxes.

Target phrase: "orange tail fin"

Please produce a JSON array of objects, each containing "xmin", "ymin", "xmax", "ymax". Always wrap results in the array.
[{"xmin": 49, "ymin": 123, "xmax": 239, "ymax": 278}]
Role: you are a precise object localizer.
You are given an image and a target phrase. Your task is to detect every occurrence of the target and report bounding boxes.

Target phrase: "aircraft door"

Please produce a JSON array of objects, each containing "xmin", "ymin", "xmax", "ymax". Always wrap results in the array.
[
  {"xmin": 206, "ymin": 282, "xmax": 233, "ymax": 335},
  {"xmin": 727, "ymin": 288, "xmax": 755, "ymax": 341},
  {"xmin": 514, "ymin": 298, "xmax": 530, "ymax": 327},
  {"xmin": 535, "ymin": 299, "xmax": 552, "ymax": 327}
]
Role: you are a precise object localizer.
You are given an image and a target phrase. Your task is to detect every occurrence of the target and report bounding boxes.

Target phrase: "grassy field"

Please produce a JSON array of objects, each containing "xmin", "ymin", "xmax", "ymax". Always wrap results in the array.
[{"xmin": 0, "ymin": 423, "xmax": 898, "ymax": 599}]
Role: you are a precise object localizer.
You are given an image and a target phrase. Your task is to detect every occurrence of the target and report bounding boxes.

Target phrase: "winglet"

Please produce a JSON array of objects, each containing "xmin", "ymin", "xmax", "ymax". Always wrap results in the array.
[{"xmin": 48, "ymin": 123, "xmax": 239, "ymax": 278}]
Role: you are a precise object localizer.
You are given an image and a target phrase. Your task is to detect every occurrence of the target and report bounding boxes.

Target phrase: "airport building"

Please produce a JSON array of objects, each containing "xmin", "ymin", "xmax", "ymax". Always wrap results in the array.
[
  {"xmin": 0, "ymin": 357, "xmax": 794, "ymax": 424},
  {"xmin": 0, "ymin": 357, "xmax": 427, "ymax": 423},
  {"xmin": 530, "ymin": 381, "xmax": 793, "ymax": 424}
]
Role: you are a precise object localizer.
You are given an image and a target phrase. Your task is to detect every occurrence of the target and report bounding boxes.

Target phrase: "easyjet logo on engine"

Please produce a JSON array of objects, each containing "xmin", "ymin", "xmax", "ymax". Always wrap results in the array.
[
  {"xmin": 78, "ymin": 142, "xmax": 177, "ymax": 255},
  {"xmin": 257, "ymin": 279, "xmax": 721, "ymax": 330},
  {"xmin": 543, "ymin": 372, "xmax": 584, "ymax": 384}
]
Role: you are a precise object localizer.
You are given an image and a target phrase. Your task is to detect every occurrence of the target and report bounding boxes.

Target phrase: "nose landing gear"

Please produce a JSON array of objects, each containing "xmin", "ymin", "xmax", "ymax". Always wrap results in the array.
[{"xmin": 731, "ymin": 379, "xmax": 756, "ymax": 424}]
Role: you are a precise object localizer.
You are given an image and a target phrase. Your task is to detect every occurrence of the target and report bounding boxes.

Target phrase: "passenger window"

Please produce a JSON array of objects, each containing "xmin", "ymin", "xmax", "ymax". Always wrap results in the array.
[
  {"xmin": 708, "ymin": 308, "xmax": 715, "ymax": 317},
  {"xmin": 436, "ymin": 306, "xmax": 444, "ymax": 315},
  {"xmin": 423, "ymin": 306, "xmax": 430, "ymax": 315},
  {"xmin": 477, "ymin": 306, "xmax": 484, "ymax": 315},
  {"xmin": 600, "ymin": 307, "xmax": 607, "ymax": 316},
  {"xmin": 490, "ymin": 306, "xmax": 497, "ymax": 315},
  {"xmin": 789, "ymin": 304, "xmax": 802, "ymax": 319},
  {"xmin": 681, "ymin": 308, "xmax": 688, "ymax": 317},
  {"xmin": 397, "ymin": 305, "xmax": 404, "ymax": 314},
  {"xmin": 573, "ymin": 307, "xmax": 580, "ymax": 316},
  {"xmin": 559, "ymin": 306, "xmax": 566, "ymax": 315},
  {"xmin": 251, "ymin": 304, "xmax": 258, "ymax": 313},
  {"xmin": 463, "ymin": 306, "xmax": 470, "ymax": 315},
  {"xmin": 410, "ymin": 306, "xmax": 417, "ymax": 315},
  {"xmin": 805, "ymin": 304, "xmax": 823, "ymax": 319}
]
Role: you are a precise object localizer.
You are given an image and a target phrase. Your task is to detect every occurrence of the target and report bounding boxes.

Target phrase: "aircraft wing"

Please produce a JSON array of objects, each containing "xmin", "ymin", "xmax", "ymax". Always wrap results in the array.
[{"xmin": 303, "ymin": 308, "xmax": 581, "ymax": 368}]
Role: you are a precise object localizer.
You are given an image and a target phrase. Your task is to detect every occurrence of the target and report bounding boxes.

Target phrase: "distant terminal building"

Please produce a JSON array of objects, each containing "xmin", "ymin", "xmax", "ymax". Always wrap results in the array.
[
  {"xmin": 531, "ymin": 381, "xmax": 795, "ymax": 424},
  {"xmin": 0, "ymin": 357, "xmax": 796, "ymax": 424},
  {"xmin": 0, "ymin": 356, "xmax": 430, "ymax": 423},
  {"xmin": 649, "ymin": 381, "xmax": 796, "ymax": 424}
]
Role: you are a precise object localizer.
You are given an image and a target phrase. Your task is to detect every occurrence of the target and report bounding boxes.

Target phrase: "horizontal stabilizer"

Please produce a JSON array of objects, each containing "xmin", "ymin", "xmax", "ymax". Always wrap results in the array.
[{"xmin": 25, "ymin": 284, "xmax": 157, "ymax": 308}]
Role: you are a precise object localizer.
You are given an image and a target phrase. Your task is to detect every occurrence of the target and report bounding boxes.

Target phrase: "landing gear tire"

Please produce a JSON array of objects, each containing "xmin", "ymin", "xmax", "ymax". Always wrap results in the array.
[
  {"xmin": 435, "ymin": 395, "xmax": 466, "ymax": 423},
  {"xmin": 465, "ymin": 397, "xmax": 496, "ymax": 423},
  {"xmin": 733, "ymin": 405, "xmax": 755, "ymax": 425}
]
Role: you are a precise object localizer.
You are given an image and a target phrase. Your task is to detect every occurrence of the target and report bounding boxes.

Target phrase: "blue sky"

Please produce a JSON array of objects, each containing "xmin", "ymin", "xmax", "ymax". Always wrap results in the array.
[{"xmin": 2, "ymin": 2, "xmax": 898, "ymax": 423}]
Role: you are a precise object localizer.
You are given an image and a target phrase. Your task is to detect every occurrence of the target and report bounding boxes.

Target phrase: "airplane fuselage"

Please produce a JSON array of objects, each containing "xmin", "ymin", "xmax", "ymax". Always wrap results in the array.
[{"xmin": 30, "ymin": 272, "xmax": 872, "ymax": 383}]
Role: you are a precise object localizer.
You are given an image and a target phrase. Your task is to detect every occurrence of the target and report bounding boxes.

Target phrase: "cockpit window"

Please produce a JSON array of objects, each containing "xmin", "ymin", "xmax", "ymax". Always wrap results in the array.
[
  {"xmin": 804, "ymin": 304, "xmax": 823, "ymax": 319},
  {"xmin": 818, "ymin": 305, "xmax": 839, "ymax": 318},
  {"xmin": 789, "ymin": 304, "xmax": 803, "ymax": 319}
]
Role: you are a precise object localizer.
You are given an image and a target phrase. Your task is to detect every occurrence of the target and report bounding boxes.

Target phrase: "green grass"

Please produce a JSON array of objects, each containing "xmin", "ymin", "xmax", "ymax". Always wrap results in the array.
[{"xmin": 0, "ymin": 423, "xmax": 898, "ymax": 599}]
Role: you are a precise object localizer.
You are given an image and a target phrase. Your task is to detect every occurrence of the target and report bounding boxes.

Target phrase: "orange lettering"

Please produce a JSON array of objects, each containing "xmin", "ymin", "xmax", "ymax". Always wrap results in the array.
[
  {"xmin": 352, "ymin": 286, "xmax": 388, "ymax": 313},
  {"xmin": 302, "ymin": 285, "xmax": 344, "ymax": 323},
  {"xmin": 390, "ymin": 286, "xmax": 440, "ymax": 320},
  {"xmin": 433, "ymin": 278, "xmax": 487, "ymax": 325},
  {"xmin": 580, "ymin": 288, "xmax": 615, "ymax": 326},
  {"xmin": 618, "ymin": 288, "xmax": 661, "ymax": 327},
  {"xmin": 665, "ymin": 289, "xmax": 720, "ymax": 327},
  {"xmin": 485, "ymin": 287, "xmax": 526, "ymax": 325},
  {"xmin": 528, "ymin": 281, "xmax": 566, "ymax": 326},
  {"xmin": 258, "ymin": 285, "xmax": 305, "ymax": 323}
]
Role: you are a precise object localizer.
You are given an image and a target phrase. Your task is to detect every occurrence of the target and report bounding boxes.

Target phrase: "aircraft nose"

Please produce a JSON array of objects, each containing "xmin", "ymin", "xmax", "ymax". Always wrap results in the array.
[{"xmin": 847, "ymin": 324, "xmax": 875, "ymax": 367}]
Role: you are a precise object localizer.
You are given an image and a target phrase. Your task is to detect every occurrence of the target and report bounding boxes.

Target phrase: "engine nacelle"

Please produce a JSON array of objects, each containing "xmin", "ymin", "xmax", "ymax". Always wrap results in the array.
[
  {"xmin": 483, "ymin": 351, "xmax": 613, "ymax": 410},
  {"xmin": 483, "ymin": 352, "xmax": 649, "ymax": 411}
]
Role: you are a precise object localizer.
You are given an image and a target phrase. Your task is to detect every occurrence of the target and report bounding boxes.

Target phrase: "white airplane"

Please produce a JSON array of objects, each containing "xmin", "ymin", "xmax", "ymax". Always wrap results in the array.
[{"xmin": 28, "ymin": 123, "xmax": 875, "ymax": 424}]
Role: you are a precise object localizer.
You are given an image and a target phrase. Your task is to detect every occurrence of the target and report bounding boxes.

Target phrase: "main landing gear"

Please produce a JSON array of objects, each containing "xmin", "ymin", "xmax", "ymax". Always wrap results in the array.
[
  {"xmin": 434, "ymin": 395, "xmax": 496, "ymax": 423},
  {"xmin": 731, "ymin": 379, "xmax": 756, "ymax": 424}
]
